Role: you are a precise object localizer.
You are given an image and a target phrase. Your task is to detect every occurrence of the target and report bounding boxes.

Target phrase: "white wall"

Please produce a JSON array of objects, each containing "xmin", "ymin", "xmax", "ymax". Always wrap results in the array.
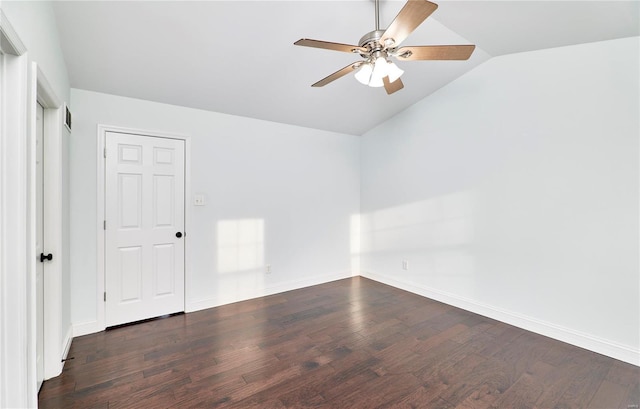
[
  {"xmin": 360, "ymin": 37, "xmax": 639, "ymax": 365},
  {"xmin": 70, "ymin": 89, "xmax": 360, "ymax": 331},
  {"xmin": 3, "ymin": 0, "xmax": 72, "ymax": 340},
  {"xmin": 2, "ymin": 1, "xmax": 69, "ymax": 102}
]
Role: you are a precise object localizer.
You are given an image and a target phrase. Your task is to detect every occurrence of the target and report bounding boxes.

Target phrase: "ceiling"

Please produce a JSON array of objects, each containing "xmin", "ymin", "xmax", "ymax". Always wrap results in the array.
[{"xmin": 50, "ymin": 1, "xmax": 639, "ymax": 136}]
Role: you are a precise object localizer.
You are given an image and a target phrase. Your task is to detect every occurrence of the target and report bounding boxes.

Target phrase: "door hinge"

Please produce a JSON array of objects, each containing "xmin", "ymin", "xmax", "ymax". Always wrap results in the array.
[
  {"xmin": 104, "ymin": 148, "xmax": 107, "ymax": 158},
  {"xmin": 104, "ymin": 292, "xmax": 106, "ymax": 302},
  {"xmin": 103, "ymin": 220, "xmax": 106, "ymax": 230}
]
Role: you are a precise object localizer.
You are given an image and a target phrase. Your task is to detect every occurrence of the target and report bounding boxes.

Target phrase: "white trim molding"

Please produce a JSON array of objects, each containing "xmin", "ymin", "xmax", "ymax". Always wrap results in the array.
[
  {"xmin": 362, "ymin": 270, "xmax": 640, "ymax": 367},
  {"xmin": 0, "ymin": 9, "xmax": 27, "ymax": 56},
  {"xmin": 0, "ymin": 10, "xmax": 32, "ymax": 408},
  {"xmin": 73, "ymin": 320, "xmax": 103, "ymax": 338},
  {"xmin": 61, "ymin": 325, "xmax": 73, "ymax": 364},
  {"xmin": 96, "ymin": 125, "xmax": 192, "ymax": 332},
  {"xmin": 32, "ymin": 64, "xmax": 66, "ymax": 381}
]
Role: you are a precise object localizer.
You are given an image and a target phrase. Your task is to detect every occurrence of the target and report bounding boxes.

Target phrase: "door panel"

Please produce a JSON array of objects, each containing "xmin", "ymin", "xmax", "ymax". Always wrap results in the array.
[
  {"xmin": 118, "ymin": 246, "xmax": 142, "ymax": 303},
  {"xmin": 105, "ymin": 132, "xmax": 185, "ymax": 327},
  {"xmin": 118, "ymin": 173, "xmax": 142, "ymax": 229},
  {"xmin": 153, "ymin": 244, "xmax": 175, "ymax": 296},
  {"xmin": 153, "ymin": 175, "xmax": 175, "ymax": 227},
  {"xmin": 119, "ymin": 144, "xmax": 142, "ymax": 164}
]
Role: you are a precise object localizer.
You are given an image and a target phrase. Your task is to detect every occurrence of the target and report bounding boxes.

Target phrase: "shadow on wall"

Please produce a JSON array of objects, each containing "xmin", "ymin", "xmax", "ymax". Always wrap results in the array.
[
  {"xmin": 216, "ymin": 218, "xmax": 266, "ymax": 302},
  {"xmin": 358, "ymin": 191, "xmax": 476, "ymax": 295}
]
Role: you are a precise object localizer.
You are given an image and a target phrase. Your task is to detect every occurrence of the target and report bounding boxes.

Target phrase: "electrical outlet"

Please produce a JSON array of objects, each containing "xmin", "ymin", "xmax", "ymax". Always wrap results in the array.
[
  {"xmin": 402, "ymin": 260, "xmax": 409, "ymax": 270},
  {"xmin": 266, "ymin": 264, "xmax": 272, "ymax": 274}
]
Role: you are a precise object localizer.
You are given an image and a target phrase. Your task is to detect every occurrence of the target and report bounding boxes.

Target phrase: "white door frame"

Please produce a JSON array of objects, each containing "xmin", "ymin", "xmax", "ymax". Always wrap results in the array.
[
  {"xmin": 0, "ymin": 9, "xmax": 32, "ymax": 409},
  {"xmin": 0, "ymin": 10, "xmax": 66, "ymax": 406},
  {"xmin": 30, "ymin": 63, "xmax": 65, "ymax": 381},
  {"xmin": 96, "ymin": 125, "xmax": 191, "ymax": 331}
]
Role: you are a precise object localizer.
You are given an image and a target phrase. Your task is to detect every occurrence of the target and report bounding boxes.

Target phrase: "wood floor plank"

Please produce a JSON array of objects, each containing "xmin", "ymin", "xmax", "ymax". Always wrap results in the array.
[
  {"xmin": 330, "ymin": 373, "xmax": 422, "ymax": 409},
  {"xmin": 532, "ymin": 360, "xmax": 587, "ymax": 409},
  {"xmin": 621, "ymin": 380, "xmax": 640, "ymax": 409},
  {"xmin": 39, "ymin": 277, "xmax": 639, "ymax": 409},
  {"xmin": 489, "ymin": 372, "xmax": 544, "ymax": 409},
  {"xmin": 555, "ymin": 353, "xmax": 614, "ymax": 409},
  {"xmin": 587, "ymin": 379, "xmax": 626, "ymax": 409}
]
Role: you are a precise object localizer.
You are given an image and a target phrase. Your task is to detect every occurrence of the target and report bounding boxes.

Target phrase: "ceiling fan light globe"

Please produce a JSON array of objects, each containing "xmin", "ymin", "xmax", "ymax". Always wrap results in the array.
[
  {"xmin": 387, "ymin": 62, "xmax": 404, "ymax": 83},
  {"xmin": 355, "ymin": 63, "xmax": 373, "ymax": 85},
  {"xmin": 372, "ymin": 57, "xmax": 390, "ymax": 80},
  {"xmin": 369, "ymin": 75, "xmax": 385, "ymax": 88}
]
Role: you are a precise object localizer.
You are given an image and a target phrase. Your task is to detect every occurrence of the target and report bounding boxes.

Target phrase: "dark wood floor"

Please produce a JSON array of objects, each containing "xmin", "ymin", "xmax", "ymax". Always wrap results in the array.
[{"xmin": 39, "ymin": 277, "xmax": 638, "ymax": 409}]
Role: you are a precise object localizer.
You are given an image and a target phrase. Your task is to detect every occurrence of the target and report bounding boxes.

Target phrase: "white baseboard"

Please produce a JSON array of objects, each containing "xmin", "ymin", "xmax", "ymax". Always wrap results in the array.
[
  {"xmin": 61, "ymin": 325, "xmax": 73, "ymax": 362},
  {"xmin": 43, "ymin": 326, "xmax": 73, "ymax": 381},
  {"xmin": 362, "ymin": 270, "xmax": 639, "ymax": 367},
  {"xmin": 186, "ymin": 271, "xmax": 352, "ymax": 313},
  {"xmin": 68, "ymin": 270, "xmax": 640, "ymax": 366},
  {"xmin": 73, "ymin": 320, "xmax": 103, "ymax": 337},
  {"xmin": 73, "ymin": 272, "xmax": 354, "ymax": 334},
  {"xmin": 265, "ymin": 271, "xmax": 352, "ymax": 297}
]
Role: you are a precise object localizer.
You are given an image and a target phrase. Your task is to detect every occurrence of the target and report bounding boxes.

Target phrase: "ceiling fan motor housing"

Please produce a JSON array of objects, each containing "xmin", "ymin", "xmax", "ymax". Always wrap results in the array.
[{"xmin": 358, "ymin": 30, "xmax": 385, "ymax": 56}]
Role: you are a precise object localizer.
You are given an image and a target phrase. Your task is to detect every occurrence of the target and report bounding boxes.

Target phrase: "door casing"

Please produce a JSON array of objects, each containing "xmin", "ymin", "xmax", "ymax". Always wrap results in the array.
[
  {"xmin": 33, "ymin": 64, "xmax": 66, "ymax": 382},
  {"xmin": 0, "ymin": 11, "xmax": 32, "ymax": 407},
  {"xmin": 0, "ymin": 11, "xmax": 67, "ymax": 406},
  {"xmin": 35, "ymin": 101, "xmax": 44, "ymax": 391}
]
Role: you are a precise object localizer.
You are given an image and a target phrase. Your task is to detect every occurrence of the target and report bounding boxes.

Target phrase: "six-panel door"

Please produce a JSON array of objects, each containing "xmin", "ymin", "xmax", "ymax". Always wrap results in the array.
[{"xmin": 105, "ymin": 132, "xmax": 185, "ymax": 327}]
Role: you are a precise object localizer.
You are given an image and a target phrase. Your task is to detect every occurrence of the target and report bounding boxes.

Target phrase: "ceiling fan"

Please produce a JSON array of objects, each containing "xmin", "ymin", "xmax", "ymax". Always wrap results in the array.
[{"xmin": 294, "ymin": 0, "xmax": 475, "ymax": 95}]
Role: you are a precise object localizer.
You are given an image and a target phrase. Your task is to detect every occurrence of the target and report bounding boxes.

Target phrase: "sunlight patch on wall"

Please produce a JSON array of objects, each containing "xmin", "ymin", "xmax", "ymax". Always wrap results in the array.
[
  {"xmin": 359, "ymin": 191, "xmax": 476, "ymax": 294},
  {"xmin": 360, "ymin": 191, "xmax": 475, "ymax": 253},
  {"xmin": 217, "ymin": 218, "xmax": 265, "ymax": 274}
]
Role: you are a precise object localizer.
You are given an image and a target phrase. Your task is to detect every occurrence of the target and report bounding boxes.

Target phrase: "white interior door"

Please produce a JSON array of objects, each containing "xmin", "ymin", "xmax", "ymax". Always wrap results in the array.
[
  {"xmin": 105, "ymin": 132, "xmax": 185, "ymax": 327},
  {"xmin": 35, "ymin": 102, "xmax": 44, "ymax": 390}
]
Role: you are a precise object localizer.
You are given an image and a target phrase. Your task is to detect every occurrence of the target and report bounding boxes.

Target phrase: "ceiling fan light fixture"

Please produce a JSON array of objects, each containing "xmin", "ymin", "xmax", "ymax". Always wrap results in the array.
[
  {"xmin": 386, "ymin": 61, "xmax": 404, "ymax": 83},
  {"xmin": 366, "ymin": 57, "xmax": 403, "ymax": 87},
  {"xmin": 368, "ymin": 75, "xmax": 385, "ymax": 88},
  {"xmin": 355, "ymin": 63, "xmax": 374, "ymax": 85},
  {"xmin": 354, "ymin": 59, "xmax": 386, "ymax": 87},
  {"xmin": 372, "ymin": 56, "xmax": 390, "ymax": 80}
]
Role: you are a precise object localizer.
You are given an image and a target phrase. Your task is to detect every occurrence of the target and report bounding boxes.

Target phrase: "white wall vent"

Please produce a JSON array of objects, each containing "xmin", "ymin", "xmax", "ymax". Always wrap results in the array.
[{"xmin": 64, "ymin": 103, "xmax": 72, "ymax": 131}]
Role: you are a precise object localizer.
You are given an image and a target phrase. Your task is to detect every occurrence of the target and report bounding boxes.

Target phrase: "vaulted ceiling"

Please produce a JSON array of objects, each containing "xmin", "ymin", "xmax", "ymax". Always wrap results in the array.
[{"xmin": 51, "ymin": 1, "xmax": 639, "ymax": 135}]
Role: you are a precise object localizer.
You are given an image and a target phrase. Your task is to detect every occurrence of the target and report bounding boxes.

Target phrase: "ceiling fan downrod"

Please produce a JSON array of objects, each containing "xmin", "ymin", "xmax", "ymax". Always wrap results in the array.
[{"xmin": 359, "ymin": 0, "xmax": 385, "ymax": 53}]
